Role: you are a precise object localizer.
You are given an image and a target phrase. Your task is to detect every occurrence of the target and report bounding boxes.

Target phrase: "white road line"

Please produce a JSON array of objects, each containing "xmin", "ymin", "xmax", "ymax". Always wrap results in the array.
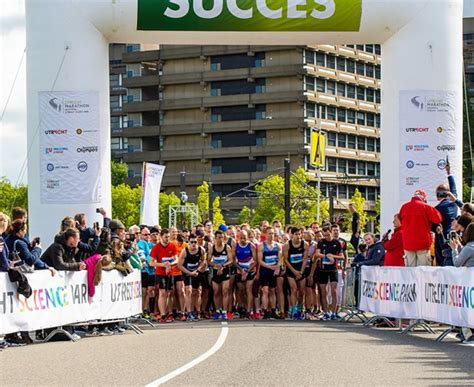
[{"xmin": 145, "ymin": 322, "xmax": 229, "ymax": 386}]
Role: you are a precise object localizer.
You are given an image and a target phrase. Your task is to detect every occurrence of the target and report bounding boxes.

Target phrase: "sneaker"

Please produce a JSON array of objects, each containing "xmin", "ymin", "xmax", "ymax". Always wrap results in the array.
[
  {"xmin": 186, "ymin": 313, "xmax": 195, "ymax": 322},
  {"xmin": 233, "ymin": 311, "xmax": 240, "ymax": 319},
  {"xmin": 213, "ymin": 311, "xmax": 221, "ymax": 321},
  {"xmin": 322, "ymin": 313, "xmax": 331, "ymax": 321},
  {"xmin": 142, "ymin": 311, "xmax": 151, "ymax": 319},
  {"xmin": 71, "ymin": 333, "xmax": 82, "ymax": 340},
  {"xmin": 331, "ymin": 313, "xmax": 342, "ymax": 321},
  {"xmin": 270, "ymin": 310, "xmax": 278, "ymax": 320},
  {"xmin": 152, "ymin": 313, "xmax": 161, "ymax": 322},
  {"xmin": 254, "ymin": 311, "xmax": 262, "ymax": 320},
  {"xmin": 193, "ymin": 312, "xmax": 201, "ymax": 321},
  {"xmin": 99, "ymin": 328, "xmax": 113, "ymax": 336},
  {"xmin": 222, "ymin": 311, "xmax": 229, "ymax": 320},
  {"xmin": 85, "ymin": 328, "xmax": 101, "ymax": 337},
  {"xmin": 202, "ymin": 311, "xmax": 211, "ymax": 320},
  {"xmin": 178, "ymin": 313, "xmax": 186, "ymax": 322},
  {"xmin": 166, "ymin": 314, "xmax": 174, "ymax": 323}
]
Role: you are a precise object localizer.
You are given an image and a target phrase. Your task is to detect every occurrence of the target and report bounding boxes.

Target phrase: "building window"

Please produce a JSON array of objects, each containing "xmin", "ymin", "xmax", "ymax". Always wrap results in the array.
[
  {"xmin": 327, "ymin": 157, "xmax": 337, "ymax": 172},
  {"xmin": 337, "ymin": 108, "xmax": 346, "ymax": 122},
  {"xmin": 356, "ymin": 62, "xmax": 365, "ymax": 76},
  {"xmin": 211, "ymin": 114, "xmax": 221, "ymax": 122},
  {"xmin": 211, "ymin": 104, "xmax": 265, "ymax": 121},
  {"xmin": 211, "ymin": 52, "xmax": 265, "ymax": 71},
  {"xmin": 375, "ymin": 65, "xmax": 381, "ymax": 79},
  {"xmin": 211, "ymin": 78, "xmax": 265, "ymax": 96},
  {"xmin": 367, "ymin": 162, "xmax": 376, "ymax": 176},
  {"xmin": 366, "ymin": 89, "xmax": 375, "ymax": 102},
  {"xmin": 337, "ymin": 57, "xmax": 346, "ymax": 71},
  {"xmin": 365, "ymin": 44, "xmax": 374, "ymax": 53},
  {"xmin": 347, "ymin": 85, "xmax": 356, "ymax": 99},
  {"xmin": 347, "ymin": 110, "xmax": 355, "ymax": 124},
  {"xmin": 212, "ymin": 131, "xmax": 266, "ymax": 148},
  {"xmin": 357, "ymin": 161, "xmax": 366, "ymax": 175},
  {"xmin": 326, "ymin": 55, "xmax": 336, "ymax": 69},
  {"xmin": 366, "ymin": 64, "xmax": 375, "ymax": 78},
  {"xmin": 367, "ymin": 187, "xmax": 376, "ymax": 201},
  {"xmin": 348, "ymin": 135, "xmax": 356, "ymax": 149},
  {"xmin": 375, "ymin": 44, "xmax": 381, "ymax": 55},
  {"xmin": 338, "ymin": 185, "xmax": 348, "ymax": 199},
  {"xmin": 338, "ymin": 159, "xmax": 347, "ymax": 173},
  {"xmin": 346, "ymin": 60, "xmax": 355, "ymax": 73},
  {"xmin": 367, "ymin": 137, "xmax": 375, "ymax": 152},
  {"xmin": 316, "ymin": 79, "xmax": 325, "ymax": 92},
  {"xmin": 357, "ymin": 112, "xmax": 366, "ymax": 125},
  {"xmin": 348, "ymin": 160, "xmax": 357, "ymax": 174},
  {"xmin": 348, "ymin": 185, "xmax": 356, "ymax": 198},
  {"xmin": 375, "ymin": 114, "xmax": 381, "ymax": 128},
  {"xmin": 305, "ymin": 102, "xmax": 316, "ymax": 118},
  {"xmin": 366, "ymin": 113, "xmax": 375, "ymax": 127},
  {"xmin": 316, "ymin": 52, "xmax": 325, "ymax": 66},
  {"xmin": 357, "ymin": 136, "xmax": 366, "ymax": 150},
  {"xmin": 376, "ymin": 138, "xmax": 380, "ymax": 152},
  {"xmin": 336, "ymin": 82, "xmax": 346, "ymax": 97},
  {"xmin": 375, "ymin": 90, "xmax": 381, "ymax": 104},
  {"xmin": 327, "ymin": 106, "xmax": 336, "ymax": 120},
  {"xmin": 326, "ymin": 80, "xmax": 336, "ymax": 95},
  {"xmin": 304, "ymin": 49, "xmax": 315, "ymax": 64},
  {"xmin": 357, "ymin": 87, "xmax": 365, "ymax": 100},
  {"xmin": 317, "ymin": 104, "xmax": 326, "ymax": 119},
  {"xmin": 212, "ymin": 157, "xmax": 266, "ymax": 173},
  {"xmin": 305, "ymin": 76, "xmax": 315, "ymax": 91},
  {"xmin": 337, "ymin": 133, "xmax": 347, "ymax": 147},
  {"xmin": 327, "ymin": 132, "xmax": 337, "ymax": 146}
]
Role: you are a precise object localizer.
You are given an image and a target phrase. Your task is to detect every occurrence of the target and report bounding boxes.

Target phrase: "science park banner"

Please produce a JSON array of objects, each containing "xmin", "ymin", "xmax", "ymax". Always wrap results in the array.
[
  {"xmin": 360, "ymin": 266, "xmax": 474, "ymax": 329},
  {"xmin": 39, "ymin": 91, "xmax": 101, "ymax": 204},
  {"xmin": 137, "ymin": 0, "xmax": 362, "ymax": 31},
  {"xmin": 0, "ymin": 270, "xmax": 141, "ymax": 335}
]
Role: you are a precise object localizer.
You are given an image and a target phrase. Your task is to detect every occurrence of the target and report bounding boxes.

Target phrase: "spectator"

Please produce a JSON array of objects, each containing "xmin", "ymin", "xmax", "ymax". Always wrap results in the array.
[
  {"xmin": 383, "ymin": 214, "xmax": 405, "ymax": 267},
  {"xmin": 108, "ymin": 220, "xmax": 134, "ymax": 275},
  {"xmin": 0, "ymin": 213, "xmax": 10, "ymax": 272},
  {"xmin": 41, "ymin": 228, "xmax": 86, "ymax": 271},
  {"xmin": 12, "ymin": 207, "xmax": 27, "ymax": 222},
  {"xmin": 434, "ymin": 163, "xmax": 462, "ymax": 236},
  {"xmin": 351, "ymin": 243, "xmax": 367, "ymax": 306},
  {"xmin": 6, "ymin": 220, "xmax": 54, "ymax": 273},
  {"xmin": 359, "ymin": 233, "xmax": 385, "ymax": 266},
  {"xmin": 452, "ymin": 214, "xmax": 474, "ymax": 235},
  {"xmin": 450, "ymin": 222, "xmax": 474, "ymax": 345},
  {"xmin": 60, "ymin": 217, "xmax": 99, "ymax": 261},
  {"xmin": 349, "ymin": 203, "xmax": 361, "ymax": 251},
  {"xmin": 399, "ymin": 190, "xmax": 442, "ymax": 266},
  {"xmin": 461, "ymin": 203, "xmax": 474, "ymax": 216}
]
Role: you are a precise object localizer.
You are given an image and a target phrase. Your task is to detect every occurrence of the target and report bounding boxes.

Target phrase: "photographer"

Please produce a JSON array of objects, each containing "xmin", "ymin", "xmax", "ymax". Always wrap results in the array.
[
  {"xmin": 450, "ymin": 222, "xmax": 474, "ymax": 345},
  {"xmin": 59, "ymin": 217, "xmax": 100, "ymax": 262},
  {"xmin": 109, "ymin": 220, "xmax": 134, "ymax": 276}
]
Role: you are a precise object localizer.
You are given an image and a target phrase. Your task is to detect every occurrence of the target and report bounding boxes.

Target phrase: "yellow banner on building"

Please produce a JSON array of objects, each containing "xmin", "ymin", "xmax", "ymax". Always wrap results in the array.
[{"xmin": 311, "ymin": 130, "xmax": 325, "ymax": 168}]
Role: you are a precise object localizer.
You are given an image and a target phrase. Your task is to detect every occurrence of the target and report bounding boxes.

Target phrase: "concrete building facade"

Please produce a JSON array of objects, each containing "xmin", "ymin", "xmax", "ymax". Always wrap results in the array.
[{"xmin": 109, "ymin": 45, "xmax": 381, "ymax": 221}]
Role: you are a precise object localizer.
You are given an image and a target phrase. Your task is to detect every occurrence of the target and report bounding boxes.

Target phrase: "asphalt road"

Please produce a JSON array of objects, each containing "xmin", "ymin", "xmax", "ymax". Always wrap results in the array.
[{"xmin": 2, "ymin": 320, "xmax": 473, "ymax": 386}]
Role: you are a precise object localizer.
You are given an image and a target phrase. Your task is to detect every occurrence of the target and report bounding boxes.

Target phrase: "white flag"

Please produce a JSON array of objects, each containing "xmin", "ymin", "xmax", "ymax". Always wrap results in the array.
[{"xmin": 140, "ymin": 162, "xmax": 165, "ymax": 226}]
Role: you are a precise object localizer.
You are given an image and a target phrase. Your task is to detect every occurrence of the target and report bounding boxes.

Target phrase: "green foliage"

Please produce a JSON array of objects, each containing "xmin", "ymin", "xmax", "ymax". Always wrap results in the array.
[
  {"xmin": 196, "ymin": 181, "xmax": 225, "ymax": 227},
  {"xmin": 159, "ymin": 192, "xmax": 180, "ymax": 228},
  {"xmin": 252, "ymin": 167, "xmax": 329, "ymax": 227},
  {"xmin": 111, "ymin": 184, "xmax": 142, "ymax": 228},
  {"xmin": 0, "ymin": 177, "xmax": 28, "ymax": 216},
  {"xmin": 344, "ymin": 188, "xmax": 368, "ymax": 232},
  {"xmin": 238, "ymin": 206, "xmax": 252, "ymax": 225},
  {"xmin": 111, "ymin": 160, "xmax": 129, "ymax": 187}
]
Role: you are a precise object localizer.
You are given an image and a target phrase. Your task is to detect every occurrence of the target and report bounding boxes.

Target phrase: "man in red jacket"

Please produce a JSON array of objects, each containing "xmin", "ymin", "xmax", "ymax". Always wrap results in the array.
[
  {"xmin": 383, "ymin": 214, "xmax": 405, "ymax": 267},
  {"xmin": 399, "ymin": 190, "xmax": 442, "ymax": 267}
]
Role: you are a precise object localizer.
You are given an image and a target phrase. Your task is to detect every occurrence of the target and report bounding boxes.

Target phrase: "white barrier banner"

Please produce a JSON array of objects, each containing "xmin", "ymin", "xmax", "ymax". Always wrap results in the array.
[
  {"xmin": 0, "ymin": 270, "xmax": 141, "ymax": 335},
  {"xmin": 360, "ymin": 266, "xmax": 474, "ymax": 328},
  {"xmin": 419, "ymin": 266, "xmax": 474, "ymax": 329},
  {"xmin": 359, "ymin": 267, "xmax": 419, "ymax": 319}
]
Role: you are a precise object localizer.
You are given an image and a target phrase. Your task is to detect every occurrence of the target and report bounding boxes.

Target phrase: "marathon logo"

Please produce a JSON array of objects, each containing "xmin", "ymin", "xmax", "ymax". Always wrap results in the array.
[
  {"xmin": 362, "ymin": 280, "xmax": 417, "ymax": 303},
  {"xmin": 77, "ymin": 146, "xmax": 99, "ymax": 153},
  {"xmin": 405, "ymin": 128, "xmax": 429, "ymax": 133},
  {"xmin": 110, "ymin": 281, "xmax": 142, "ymax": 302},
  {"xmin": 436, "ymin": 145, "xmax": 455, "ymax": 152},
  {"xmin": 425, "ymin": 283, "xmax": 474, "ymax": 309},
  {"xmin": 44, "ymin": 129, "xmax": 68, "ymax": 135}
]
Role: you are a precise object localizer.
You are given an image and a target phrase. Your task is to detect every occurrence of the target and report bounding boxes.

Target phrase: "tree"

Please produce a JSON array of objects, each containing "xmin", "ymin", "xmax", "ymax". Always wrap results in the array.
[
  {"xmin": 111, "ymin": 160, "xmax": 129, "ymax": 187},
  {"xmin": 196, "ymin": 181, "xmax": 225, "ymax": 226},
  {"xmin": 238, "ymin": 206, "xmax": 252, "ymax": 225},
  {"xmin": 111, "ymin": 184, "xmax": 142, "ymax": 228},
  {"xmin": 344, "ymin": 188, "xmax": 368, "ymax": 232},
  {"xmin": 159, "ymin": 192, "xmax": 180, "ymax": 228},
  {"xmin": 0, "ymin": 177, "xmax": 28, "ymax": 216},
  {"xmin": 252, "ymin": 167, "xmax": 329, "ymax": 226}
]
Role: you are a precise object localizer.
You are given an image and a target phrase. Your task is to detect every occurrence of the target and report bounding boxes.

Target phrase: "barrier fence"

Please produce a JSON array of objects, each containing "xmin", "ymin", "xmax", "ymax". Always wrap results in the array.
[
  {"xmin": 359, "ymin": 266, "xmax": 474, "ymax": 329},
  {"xmin": 0, "ymin": 269, "xmax": 142, "ymax": 335}
]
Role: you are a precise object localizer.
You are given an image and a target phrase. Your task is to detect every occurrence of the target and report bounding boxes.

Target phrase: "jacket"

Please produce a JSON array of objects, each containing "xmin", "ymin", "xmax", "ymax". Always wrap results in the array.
[
  {"xmin": 84, "ymin": 254, "xmax": 101, "ymax": 297},
  {"xmin": 5, "ymin": 234, "xmax": 48, "ymax": 270},
  {"xmin": 383, "ymin": 227, "xmax": 405, "ymax": 267},
  {"xmin": 435, "ymin": 175, "xmax": 461, "ymax": 238},
  {"xmin": 41, "ymin": 234, "xmax": 81, "ymax": 271},
  {"xmin": 399, "ymin": 197, "xmax": 442, "ymax": 251},
  {"xmin": 0, "ymin": 236, "xmax": 9, "ymax": 272},
  {"xmin": 360, "ymin": 241, "xmax": 385, "ymax": 266},
  {"xmin": 452, "ymin": 242, "xmax": 474, "ymax": 268}
]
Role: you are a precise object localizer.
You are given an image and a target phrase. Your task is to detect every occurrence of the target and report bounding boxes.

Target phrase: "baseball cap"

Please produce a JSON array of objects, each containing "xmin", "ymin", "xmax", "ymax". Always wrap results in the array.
[
  {"xmin": 218, "ymin": 224, "xmax": 228, "ymax": 232},
  {"xmin": 109, "ymin": 219, "xmax": 125, "ymax": 230},
  {"xmin": 414, "ymin": 190, "xmax": 427, "ymax": 201}
]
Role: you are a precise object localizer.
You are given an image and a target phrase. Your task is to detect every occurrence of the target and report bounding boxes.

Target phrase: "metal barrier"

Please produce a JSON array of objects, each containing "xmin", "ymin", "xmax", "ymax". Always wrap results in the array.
[{"xmin": 340, "ymin": 267, "xmax": 368, "ymax": 323}]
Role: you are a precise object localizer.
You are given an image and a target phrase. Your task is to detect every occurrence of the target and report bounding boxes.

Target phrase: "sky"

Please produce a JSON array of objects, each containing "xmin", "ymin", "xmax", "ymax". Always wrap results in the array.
[
  {"xmin": 0, "ymin": 0, "xmax": 26, "ymax": 184},
  {"xmin": 0, "ymin": 0, "xmax": 473, "ymax": 186}
]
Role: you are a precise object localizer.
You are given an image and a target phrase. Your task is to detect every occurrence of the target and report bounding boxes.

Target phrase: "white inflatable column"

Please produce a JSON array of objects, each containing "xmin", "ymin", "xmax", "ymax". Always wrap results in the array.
[
  {"xmin": 26, "ymin": 1, "xmax": 111, "ymax": 245},
  {"xmin": 381, "ymin": 0, "xmax": 463, "ymax": 231}
]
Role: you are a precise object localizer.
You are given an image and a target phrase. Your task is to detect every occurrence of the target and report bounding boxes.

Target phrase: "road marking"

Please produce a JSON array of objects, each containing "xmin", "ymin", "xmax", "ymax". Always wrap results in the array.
[{"xmin": 145, "ymin": 322, "xmax": 229, "ymax": 386}]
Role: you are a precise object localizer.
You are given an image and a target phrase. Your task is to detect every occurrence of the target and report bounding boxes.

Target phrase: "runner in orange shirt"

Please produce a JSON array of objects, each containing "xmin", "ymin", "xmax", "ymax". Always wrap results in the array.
[{"xmin": 171, "ymin": 233, "xmax": 187, "ymax": 321}]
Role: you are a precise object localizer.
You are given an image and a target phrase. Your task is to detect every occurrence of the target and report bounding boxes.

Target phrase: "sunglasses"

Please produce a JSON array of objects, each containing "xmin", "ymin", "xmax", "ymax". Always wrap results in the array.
[
  {"xmin": 142, "ymin": 233, "xmax": 150, "ymax": 236},
  {"xmin": 189, "ymin": 240, "xmax": 198, "ymax": 244}
]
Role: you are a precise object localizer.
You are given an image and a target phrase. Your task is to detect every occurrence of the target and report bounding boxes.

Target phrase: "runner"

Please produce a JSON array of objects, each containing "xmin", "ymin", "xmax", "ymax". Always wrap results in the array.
[
  {"xmin": 170, "ymin": 234, "xmax": 187, "ymax": 321},
  {"xmin": 196, "ymin": 230, "xmax": 211, "ymax": 318},
  {"xmin": 311, "ymin": 225, "xmax": 344, "ymax": 321},
  {"xmin": 283, "ymin": 227, "xmax": 309, "ymax": 320},
  {"xmin": 220, "ymin": 224, "xmax": 237, "ymax": 318},
  {"xmin": 137, "ymin": 227, "xmax": 154, "ymax": 318},
  {"xmin": 331, "ymin": 224, "xmax": 348, "ymax": 315},
  {"xmin": 234, "ymin": 230, "xmax": 257, "ymax": 318},
  {"xmin": 178, "ymin": 233, "xmax": 207, "ymax": 321},
  {"xmin": 258, "ymin": 226, "xmax": 281, "ymax": 319},
  {"xmin": 303, "ymin": 229, "xmax": 316, "ymax": 319},
  {"xmin": 208, "ymin": 230, "xmax": 234, "ymax": 320},
  {"xmin": 150, "ymin": 229, "xmax": 178, "ymax": 323}
]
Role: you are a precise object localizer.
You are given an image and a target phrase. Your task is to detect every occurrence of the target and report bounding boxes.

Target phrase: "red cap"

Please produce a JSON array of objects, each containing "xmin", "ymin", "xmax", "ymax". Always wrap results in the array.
[{"xmin": 414, "ymin": 190, "xmax": 427, "ymax": 201}]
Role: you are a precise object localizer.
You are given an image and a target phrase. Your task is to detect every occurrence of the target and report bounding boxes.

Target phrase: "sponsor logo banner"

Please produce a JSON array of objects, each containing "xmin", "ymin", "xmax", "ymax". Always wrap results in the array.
[
  {"xmin": 39, "ymin": 91, "xmax": 101, "ymax": 204},
  {"xmin": 360, "ymin": 267, "xmax": 474, "ymax": 328},
  {"xmin": 399, "ymin": 90, "xmax": 461, "ymax": 203},
  {"xmin": 0, "ymin": 270, "xmax": 141, "ymax": 335},
  {"xmin": 140, "ymin": 163, "xmax": 166, "ymax": 227},
  {"xmin": 137, "ymin": 0, "xmax": 362, "ymax": 32}
]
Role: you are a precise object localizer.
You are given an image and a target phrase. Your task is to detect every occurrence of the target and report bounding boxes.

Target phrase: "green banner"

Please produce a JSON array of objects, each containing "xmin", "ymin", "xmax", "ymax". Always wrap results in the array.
[{"xmin": 137, "ymin": 0, "xmax": 362, "ymax": 32}]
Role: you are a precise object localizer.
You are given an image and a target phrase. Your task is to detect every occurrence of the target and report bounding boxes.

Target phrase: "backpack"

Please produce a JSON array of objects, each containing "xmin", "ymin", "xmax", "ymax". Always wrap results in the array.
[{"xmin": 11, "ymin": 240, "xmax": 34, "ymax": 274}]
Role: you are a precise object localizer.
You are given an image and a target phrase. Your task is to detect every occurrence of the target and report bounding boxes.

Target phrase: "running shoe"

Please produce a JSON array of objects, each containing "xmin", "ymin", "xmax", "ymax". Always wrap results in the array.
[
  {"xmin": 202, "ymin": 311, "xmax": 211, "ymax": 320},
  {"xmin": 331, "ymin": 313, "xmax": 342, "ymax": 321},
  {"xmin": 233, "ymin": 311, "xmax": 240, "ymax": 319},
  {"xmin": 461, "ymin": 337, "xmax": 474, "ymax": 346},
  {"xmin": 248, "ymin": 312, "xmax": 254, "ymax": 320},
  {"xmin": 142, "ymin": 310, "xmax": 151, "ymax": 319},
  {"xmin": 166, "ymin": 314, "xmax": 175, "ymax": 323},
  {"xmin": 178, "ymin": 313, "xmax": 186, "ymax": 322},
  {"xmin": 186, "ymin": 313, "xmax": 195, "ymax": 322},
  {"xmin": 322, "ymin": 313, "xmax": 331, "ymax": 321},
  {"xmin": 213, "ymin": 311, "xmax": 221, "ymax": 321},
  {"xmin": 254, "ymin": 311, "xmax": 262, "ymax": 320},
  {"xmin": 222, "ymin": 311, "xmax": 229, "ymax": 320}
]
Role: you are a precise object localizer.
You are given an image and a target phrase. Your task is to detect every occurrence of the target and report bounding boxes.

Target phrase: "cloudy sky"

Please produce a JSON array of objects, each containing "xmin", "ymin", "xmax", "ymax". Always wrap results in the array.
[{"xmin": 0, "ymin": 0, "xmax": 26, "ymax": 184}]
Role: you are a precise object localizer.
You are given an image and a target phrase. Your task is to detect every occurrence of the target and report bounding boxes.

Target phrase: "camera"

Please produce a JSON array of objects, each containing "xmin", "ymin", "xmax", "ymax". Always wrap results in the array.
[
  {"xmin": 125, "ymin": 233, "xmax": 136, "ymax": 242},
  {"xmin": 96, "ymin": 208, "xmax": 101, "ymax": 213},
  {"xmin": 449, "ymin": 231, "xmax": 457, "ymax": 240},
  {"xmin": 437, "ymin": 191, "xmax": 448, "ymax": 199}
]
